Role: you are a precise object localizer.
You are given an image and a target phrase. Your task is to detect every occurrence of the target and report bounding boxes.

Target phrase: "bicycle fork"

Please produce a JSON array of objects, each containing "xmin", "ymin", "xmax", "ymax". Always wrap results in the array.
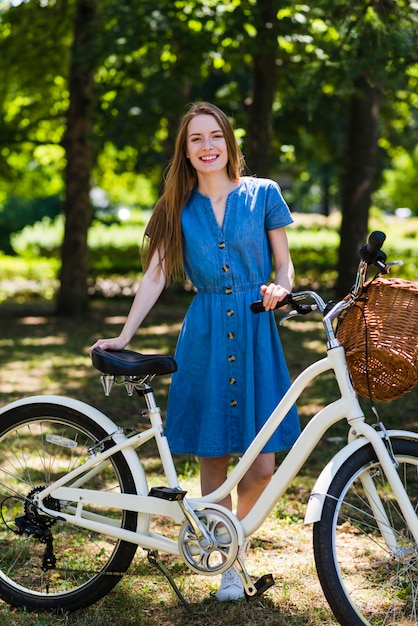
[{"xmin": 350, "ymin": 420, "xmax": 418, "ymax": 551}]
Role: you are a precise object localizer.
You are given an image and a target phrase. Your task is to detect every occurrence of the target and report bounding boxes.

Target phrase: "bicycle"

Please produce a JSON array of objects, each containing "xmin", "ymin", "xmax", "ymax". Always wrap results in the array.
[{"xmin": 0, "ymin": 230, "xmax": 417, "ymax": 626}]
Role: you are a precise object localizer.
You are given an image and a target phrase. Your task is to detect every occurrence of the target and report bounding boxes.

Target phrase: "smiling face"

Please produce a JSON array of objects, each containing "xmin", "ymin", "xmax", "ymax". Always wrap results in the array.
[{"xmin": 186, "ymin": 114, "xmax": 229, "ymax": 177}]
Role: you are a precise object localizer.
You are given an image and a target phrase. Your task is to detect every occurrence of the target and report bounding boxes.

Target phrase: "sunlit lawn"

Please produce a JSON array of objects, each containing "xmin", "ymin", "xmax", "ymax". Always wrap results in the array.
[{"xmin": 0, "ymin": 289, "xmax": 416, "ymax": 626}]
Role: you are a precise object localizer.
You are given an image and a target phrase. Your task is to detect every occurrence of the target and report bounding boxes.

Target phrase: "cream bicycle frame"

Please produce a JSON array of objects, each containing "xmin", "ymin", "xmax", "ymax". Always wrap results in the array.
[{"xmin": 26, "ymin": 340, "xmax": 418, "ymax": 558}]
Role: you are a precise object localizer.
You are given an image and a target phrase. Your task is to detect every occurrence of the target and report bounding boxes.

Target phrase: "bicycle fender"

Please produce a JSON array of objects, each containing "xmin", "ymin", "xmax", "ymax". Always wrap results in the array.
[
  {"xmin": 304, "ymin": 429, "xmax": 418, "ymax": 524},
  {"xmin": 0, "ymin": 394, "xmax": 148, "ymax": 496}
]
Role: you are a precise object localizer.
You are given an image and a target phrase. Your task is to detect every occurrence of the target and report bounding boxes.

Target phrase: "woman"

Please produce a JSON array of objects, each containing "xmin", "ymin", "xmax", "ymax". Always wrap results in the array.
[{"xmin": 90, "ymin": 102, "xmax": 300, "ymax": 601}]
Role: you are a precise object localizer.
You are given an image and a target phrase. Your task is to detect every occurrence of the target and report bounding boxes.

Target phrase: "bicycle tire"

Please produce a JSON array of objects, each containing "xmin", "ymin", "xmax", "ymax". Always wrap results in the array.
[
  {"xmin": 313, "ymin": 438, "xmax": 418, "ymax": 626},
  {"xmin": 0, "ymin": 402, "xmax": 138, "ymax": 612}
]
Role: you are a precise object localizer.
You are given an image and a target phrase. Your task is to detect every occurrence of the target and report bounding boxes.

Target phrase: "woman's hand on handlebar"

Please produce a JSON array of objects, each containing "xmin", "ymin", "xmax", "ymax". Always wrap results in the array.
[{"xmin": 260, "ymin": 283, "xmax": 291, "ymax": 311}]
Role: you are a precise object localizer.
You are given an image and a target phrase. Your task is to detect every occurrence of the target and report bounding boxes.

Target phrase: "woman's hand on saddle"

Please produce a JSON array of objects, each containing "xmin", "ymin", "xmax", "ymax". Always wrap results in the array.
[{"xmin": 88, "ymin": 336, "xmax": 129, "ymax": 356}]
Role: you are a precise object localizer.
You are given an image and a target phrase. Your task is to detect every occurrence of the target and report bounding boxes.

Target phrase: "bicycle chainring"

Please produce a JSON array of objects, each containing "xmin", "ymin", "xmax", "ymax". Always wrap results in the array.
[{"xmin": 178, "ymin": 507, "xmax": 239, "ymax": 575}]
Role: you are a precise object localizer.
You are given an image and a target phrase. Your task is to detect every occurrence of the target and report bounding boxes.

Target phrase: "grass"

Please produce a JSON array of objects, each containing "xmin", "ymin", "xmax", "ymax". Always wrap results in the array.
[{"xmin": 0, "ymin": 287, "xmax": 417, "ymax": 626}]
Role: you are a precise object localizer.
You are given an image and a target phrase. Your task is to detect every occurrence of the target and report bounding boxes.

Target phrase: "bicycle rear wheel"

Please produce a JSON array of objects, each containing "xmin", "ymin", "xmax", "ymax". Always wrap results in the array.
[
  {"xmin": 313, "ymin": 438, "xmax": 418, "ymax": 626},
  {"xmin": 0, "ymin": 402, "xmax": 138, "ymax": 612}
]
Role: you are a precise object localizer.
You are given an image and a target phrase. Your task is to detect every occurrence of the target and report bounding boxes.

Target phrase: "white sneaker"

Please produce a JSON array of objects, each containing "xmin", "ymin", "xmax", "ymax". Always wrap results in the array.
[{"xmin": 216, "ymin": 567, "xmax": 245, "ymax": 601}]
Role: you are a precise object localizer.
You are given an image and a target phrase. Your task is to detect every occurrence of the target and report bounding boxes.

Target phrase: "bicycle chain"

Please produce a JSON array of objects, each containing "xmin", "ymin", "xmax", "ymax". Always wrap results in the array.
[{"xmin": 45, "ymin": 567, "xmax": 129, "ymax": 576}]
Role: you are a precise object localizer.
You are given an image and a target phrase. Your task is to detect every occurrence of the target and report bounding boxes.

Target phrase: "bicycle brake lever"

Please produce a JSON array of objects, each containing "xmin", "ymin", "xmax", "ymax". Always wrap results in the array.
[
  {"xmin": 279, "ymin": 305, "xmax": 317, "ymax": 326},
  {"xmin": 279, "ymin": 310, "xmax": 298, "ymax": 325},
  {"xmin": 380, "ymin": 260, "xmax": 404, "ymax": 274}
]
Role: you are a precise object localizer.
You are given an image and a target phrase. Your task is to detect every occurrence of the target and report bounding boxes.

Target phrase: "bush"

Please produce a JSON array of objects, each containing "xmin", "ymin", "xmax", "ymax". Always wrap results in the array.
[
  {"xmin": 11, "ymin": 217, "xmax": 147, "ymax": 276},
  {"xmin": 88, "ymin": 222, "xmax": 146, "ymax": 275},
  {"xmin": 290, "ymin": 212, "xmax": 417, "ymax": 284},
  {"xmin": 288, "ymin": 227, "xmax": 340, "ymax": 286},
  {"xmin": 11, "ymin": 216, "xmax": 64, "ymax": 258},
  {"xmin": 0, "ymin": 255, "xmax": 59, "ymax": 302},
  {"xmin": 0, "ymin": 194, "xmax": 62, "ymax": 255},
  {"xmin": 1, "ymin": 211, "xmax": 416, "ymax": 303}
]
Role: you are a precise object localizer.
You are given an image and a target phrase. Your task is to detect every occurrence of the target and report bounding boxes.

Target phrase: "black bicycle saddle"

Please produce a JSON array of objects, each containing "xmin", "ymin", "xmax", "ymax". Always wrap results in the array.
[{"xmin": 91, "ymin": 347, "xmax": 178, "ymax": 377}]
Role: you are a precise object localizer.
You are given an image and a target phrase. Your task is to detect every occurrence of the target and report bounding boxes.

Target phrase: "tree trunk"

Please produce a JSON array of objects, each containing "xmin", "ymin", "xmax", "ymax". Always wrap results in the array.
[
  {"xmin": 336, "ymin": 75, "xmax": 380, "ymax": 297},
  {"xmin": 56, "ymin": 0, "xmax": 97, "ymax": 316},
  {"xmin": 245, "ymin": 0, "xmax": 280, "ymax": 176},
  {"xmin": 320, "ymin": 163, "xmax": 334, "ymax": 217}
]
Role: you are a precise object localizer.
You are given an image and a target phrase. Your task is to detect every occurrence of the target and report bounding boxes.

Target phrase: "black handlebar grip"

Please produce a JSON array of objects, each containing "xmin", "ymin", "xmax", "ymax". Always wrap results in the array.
[
  {"xmin": 360, "ymin": 231, "xmax": 386, "ymax": 263},
  {"xmin": 250, "ymin": 295, "xmax": 291, "ymax": 314},
  {"xmin": 250, "ymin": 300, "xmax": 268, "ymax": 313}
]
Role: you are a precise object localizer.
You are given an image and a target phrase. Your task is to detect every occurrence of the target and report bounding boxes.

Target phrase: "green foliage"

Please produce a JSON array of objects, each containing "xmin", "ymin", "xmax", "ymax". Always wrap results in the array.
[
  {"xmin": 0, "ymin": 0, "xmax": 417, "ymax": 305},
  {"xmin": 1, "ymin": 0, "xmax": 417, "ymax": 203},
  {"xmin": 0, "ymin": 253, "xmax": 59, "ymax": 302},
  {"xmin": 289, "ymin": 229, "xmax": 339, "ymax": 287},
  {"xmin": 0, "ymin": 1, "xmax": 73, "ymax": 191},
  {"xmin": 96, "ymin": 150, "xmax": 157, "ymax": 209},
  {"xmin": 0, "ymin": 254, "xmax": 58, "ymax": 281},
  {"xmin": 375, "ymin": 146, "xmax": 418, "ymax": 216},
  {"xmin": 88, "ymin": 221, "xmax": 146, "ymax": 275},
  {"xmin": 0, "ymin": 195, "xmax": 62, "ymax": 255},
  {"xmin": 10, "ymin": 215, "xmax": 147, "ymax": 276},
  {"xmin": 11, "ymin": 216, "xmax": 64, "ymax": 258},
  {"xmin": 0, "ymin": 173, "xmax": 153, "ymax": 256}
]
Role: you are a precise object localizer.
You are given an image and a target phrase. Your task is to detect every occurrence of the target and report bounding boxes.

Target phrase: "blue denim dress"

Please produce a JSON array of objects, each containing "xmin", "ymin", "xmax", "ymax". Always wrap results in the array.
[{"xmin": 165, "ymin": 177, "xmax": 300, "ymax": 457}]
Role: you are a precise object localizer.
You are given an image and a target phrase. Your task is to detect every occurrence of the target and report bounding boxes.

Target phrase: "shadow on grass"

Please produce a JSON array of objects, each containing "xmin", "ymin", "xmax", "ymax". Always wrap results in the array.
[{"xmin": 0, "ymin": 292, "xmax": 417, "ymax": 625}]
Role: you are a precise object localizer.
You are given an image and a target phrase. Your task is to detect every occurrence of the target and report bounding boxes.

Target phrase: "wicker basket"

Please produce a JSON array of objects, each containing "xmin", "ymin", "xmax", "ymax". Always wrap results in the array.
[{"xmin": 336, "ymin": 277, "xmax": 418, "ymax": 402}]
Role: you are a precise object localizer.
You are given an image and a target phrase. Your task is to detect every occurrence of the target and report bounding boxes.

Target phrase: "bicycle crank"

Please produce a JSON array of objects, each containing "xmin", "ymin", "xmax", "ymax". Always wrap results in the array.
[{"xmin": 178, "ymin": 507, "xmax": 240, "ymax": 575}]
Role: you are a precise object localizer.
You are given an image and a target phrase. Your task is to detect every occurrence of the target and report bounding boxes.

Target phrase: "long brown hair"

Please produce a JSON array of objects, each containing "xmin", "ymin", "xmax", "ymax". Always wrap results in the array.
[{"xmin": 142, "ymin": 102, "xmax": 245, "ymax": 284}]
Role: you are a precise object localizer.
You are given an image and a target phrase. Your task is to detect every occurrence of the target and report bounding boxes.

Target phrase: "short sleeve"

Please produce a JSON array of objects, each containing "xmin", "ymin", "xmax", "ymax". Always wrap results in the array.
[{"xmin": 264, "ymin": 180, "xmax": 294, "ymax": 231}]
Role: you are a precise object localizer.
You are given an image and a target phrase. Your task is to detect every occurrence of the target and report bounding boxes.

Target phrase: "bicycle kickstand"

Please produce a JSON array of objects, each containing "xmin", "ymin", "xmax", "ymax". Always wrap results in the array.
[{"xmin": 147, "ymin": 550, "xmax": 192, "ymax": 613}]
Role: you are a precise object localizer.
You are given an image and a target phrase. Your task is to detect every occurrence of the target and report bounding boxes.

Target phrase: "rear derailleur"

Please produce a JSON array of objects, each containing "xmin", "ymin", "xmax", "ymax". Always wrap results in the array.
[{"xmin": 4, "ymin": 486, "xmax": 61, "ymax": 571}]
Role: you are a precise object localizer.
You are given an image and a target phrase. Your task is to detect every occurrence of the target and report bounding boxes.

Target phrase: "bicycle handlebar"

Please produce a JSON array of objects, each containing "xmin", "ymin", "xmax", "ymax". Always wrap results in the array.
[
  {"xmin": 250, "ymin": 295, "xmax": 317, "ymax": 315},
  {"xmin": 250, "ymin": 230, "xmax": 392, "ymax": 316}
]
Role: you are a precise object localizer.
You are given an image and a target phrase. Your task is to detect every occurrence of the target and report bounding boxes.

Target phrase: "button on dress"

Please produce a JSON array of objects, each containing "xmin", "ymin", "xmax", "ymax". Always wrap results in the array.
[{"xmin": 165, "ymin": 177, "xmax": 300, "ymax": 457}]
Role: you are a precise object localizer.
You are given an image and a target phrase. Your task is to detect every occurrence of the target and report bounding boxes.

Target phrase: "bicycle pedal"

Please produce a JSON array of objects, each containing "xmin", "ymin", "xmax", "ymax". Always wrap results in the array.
[
  {"xmin": 245, "ymin": 573, "xmax": 275, "ymax": 599},
  {"xmin": 148, "ymin": 486, "xmax": 187, "ymax": 501}
]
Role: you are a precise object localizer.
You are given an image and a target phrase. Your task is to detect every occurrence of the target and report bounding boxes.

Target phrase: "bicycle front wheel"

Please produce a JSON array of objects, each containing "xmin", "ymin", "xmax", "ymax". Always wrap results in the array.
[
  {"xmin": 313, "ymin": 438, "xmax": 418, "ymax": 626},
  {"xmin": 0, "ymin": 401, "xmax": 138, "ymax": 612}
]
